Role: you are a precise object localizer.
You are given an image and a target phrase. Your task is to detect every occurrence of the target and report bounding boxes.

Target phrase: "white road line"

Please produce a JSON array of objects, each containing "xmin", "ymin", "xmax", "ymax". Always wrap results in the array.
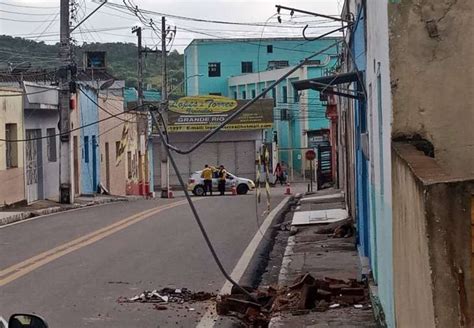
[{"xmin": 196, "ymin": 196, "xmax": 290, "ymax": 328}]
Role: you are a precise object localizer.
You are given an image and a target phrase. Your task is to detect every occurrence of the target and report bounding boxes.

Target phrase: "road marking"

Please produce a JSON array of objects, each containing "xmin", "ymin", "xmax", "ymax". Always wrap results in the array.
[
  {"xmin": 0, "ymin": 201, "xmax": 119, "ymax": 229},
  {"xmin": 196, "ymin": 196, "xmax": 290, "ymax": 328},
  {"xmin": 0, "ymin": 200, "xmax": 191, "ymax": 287}
]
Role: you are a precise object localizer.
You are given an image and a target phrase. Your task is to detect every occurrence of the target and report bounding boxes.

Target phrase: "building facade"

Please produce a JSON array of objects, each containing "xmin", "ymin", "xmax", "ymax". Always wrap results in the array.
[
  {"xmin": 338, "ymin": 0, "xmax": 473, "ymax": 327},
  {"xmin": 228, "ymin": 61, "xmax": 338, "ymax": 180},
  {"xmin": 0, "ymin": 87, "xmax": 25, "ymax": 206},
  {"xmin": 184, "ymin": 37, "xmax": 341, "ymax": 97},
  {"xmin": 178, "ymin": 37, "xmax": 341, "ymax": 188},
  {"xmin": 22, "ymin": 82, "xmax": 60, "ymax": 203}
]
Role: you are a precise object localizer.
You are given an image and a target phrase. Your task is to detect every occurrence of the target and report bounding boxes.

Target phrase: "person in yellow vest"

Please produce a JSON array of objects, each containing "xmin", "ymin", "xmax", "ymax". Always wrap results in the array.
[
  {"xmin": 201, "ymin": 164, "xmax": 214, "ymax": 196},
  {"xmin": 218, "ymin": 165, "xmax": 227, "ymax": 196}
]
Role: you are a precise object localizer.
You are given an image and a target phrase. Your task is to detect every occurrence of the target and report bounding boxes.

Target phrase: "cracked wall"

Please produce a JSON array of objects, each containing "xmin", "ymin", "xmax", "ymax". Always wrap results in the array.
[{"xmin": 388, "ymin": 0, "xmax": 474, "ymax": 178}]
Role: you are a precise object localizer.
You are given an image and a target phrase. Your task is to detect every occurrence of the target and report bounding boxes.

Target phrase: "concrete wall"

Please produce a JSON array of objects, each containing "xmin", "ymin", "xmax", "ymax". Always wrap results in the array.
[
  {"xmin": 392, "ymin": 144, "xmax": 436, "ymax": 328},
  {"xmin": 392, "ymin": 143, "xmax": 473, "ymax": 327},
  {"xmin": 366, "ymin": 1, "xmax": 395, "ymax": 326},
  {"xmin": 0, "ymin": 88, "xmax": 25, "ymax": 205},
  {"xmin": 98, "ymin": 95, "xmax": 127, "ymax": 196},
  {"xmin": 388, "ymin": 0, "xmax": 474, "ymax": 177},
  {"xmin": 24, "ymin": 108, "xmax": 59, "ymax": 201}
]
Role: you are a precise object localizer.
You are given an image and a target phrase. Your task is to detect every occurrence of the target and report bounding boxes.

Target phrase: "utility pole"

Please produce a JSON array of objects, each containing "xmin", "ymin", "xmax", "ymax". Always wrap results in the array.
[
  {"xmin": 160, "ymin": 16, "xmax": 170, "ymax": 198},
  {"xmin": 59, "ymin": 0, "xmax": 73, "ymax": 204},
  {"xmin": 133, "ymin": 26, "xmax": 143, "ymax": 107}
]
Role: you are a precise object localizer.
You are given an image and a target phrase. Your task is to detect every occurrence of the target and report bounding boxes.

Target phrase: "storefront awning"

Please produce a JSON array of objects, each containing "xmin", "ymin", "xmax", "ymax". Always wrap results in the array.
[{"xmin": 292, "ymin": 71, "xmax": 365, "ymax": 100}]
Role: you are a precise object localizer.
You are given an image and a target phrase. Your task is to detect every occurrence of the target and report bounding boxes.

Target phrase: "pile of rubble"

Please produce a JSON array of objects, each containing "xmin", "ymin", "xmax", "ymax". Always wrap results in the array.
[
  {"xmin": 119, "ymin": 288, "xmax": 215, "ymax": 306},
  {"xmin": 216, "ymin": 273, "xmax": 370, "ymax": 327}
]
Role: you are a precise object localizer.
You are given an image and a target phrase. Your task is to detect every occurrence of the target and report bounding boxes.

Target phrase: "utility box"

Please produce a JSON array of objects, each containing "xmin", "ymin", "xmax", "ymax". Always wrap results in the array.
[{"xmin": 84, "ymin": 51, "xmax": 106, "ymax": 70}]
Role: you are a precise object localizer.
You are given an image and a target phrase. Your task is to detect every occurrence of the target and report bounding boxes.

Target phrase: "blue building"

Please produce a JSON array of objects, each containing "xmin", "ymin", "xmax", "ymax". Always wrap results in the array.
[
  {"xmin": 185, "ymin": 37, "xmax": 340, "ymax": 180},
  {"xmin": 184, "ymin": 37, "xmax": 340, "ymax": 97}
]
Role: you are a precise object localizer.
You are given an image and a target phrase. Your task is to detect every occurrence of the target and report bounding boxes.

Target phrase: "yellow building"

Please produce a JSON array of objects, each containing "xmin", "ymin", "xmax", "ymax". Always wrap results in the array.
[{"xmin": 0, "ymin": 88, "xmax": 25, "ymax": 206}]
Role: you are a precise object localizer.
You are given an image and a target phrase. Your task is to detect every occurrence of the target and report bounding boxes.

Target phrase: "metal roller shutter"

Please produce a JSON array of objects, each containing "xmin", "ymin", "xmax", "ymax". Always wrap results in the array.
[
  {"xmin": 217, "ymin": 142, "xmax": 236, "ymax": 173},
  {"xmin": 190, "ymin": 142, "xmax": 218, "ymax": 173},
  {"xmin": 154, "ymin": 140, "xmax": 257, "ymax": 188},
  {"xmin": 235, "ymin": 141, "xmax": 256, "ymax": 179}
]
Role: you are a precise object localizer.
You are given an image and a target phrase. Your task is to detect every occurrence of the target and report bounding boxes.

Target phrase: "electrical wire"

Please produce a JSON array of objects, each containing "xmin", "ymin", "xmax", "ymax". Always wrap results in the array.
[
  {"xmin": 0, "ymin": 101, "xmax": 146, "ymax": 142},
  {"xmin": 0, "ymin": 2, "xmax": 56, "ymax": 9},
  {"xmin": 79, "ymin": 88, "xmax": 131, "ymax": 123},
  {"xmin": 152, "ymin": 110, "xmax": 256, "ymax": 301},
  {"xmin": 0, "ymin": 88, "xmax": 54, "ymax": 97}
]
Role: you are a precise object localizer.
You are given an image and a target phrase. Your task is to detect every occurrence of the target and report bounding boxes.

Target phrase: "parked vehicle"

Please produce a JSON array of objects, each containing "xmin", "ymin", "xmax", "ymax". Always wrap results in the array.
[
  {"xmin": 0, "ymin": 313, "xmax": 48, "ymax": 328},
  {"xmin": 188, "ymin": 170, "xmax": 255, "ymax": 196}
]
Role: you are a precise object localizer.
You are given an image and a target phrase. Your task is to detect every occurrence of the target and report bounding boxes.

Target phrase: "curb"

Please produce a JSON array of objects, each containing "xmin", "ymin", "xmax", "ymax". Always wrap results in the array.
[
  {"xmin": 238, "ymin": 195, "xmax": 295, "ymax": 289},
  {"xmin": 0, "ymin": 197, "xmax": 129, "ymax": 227}
]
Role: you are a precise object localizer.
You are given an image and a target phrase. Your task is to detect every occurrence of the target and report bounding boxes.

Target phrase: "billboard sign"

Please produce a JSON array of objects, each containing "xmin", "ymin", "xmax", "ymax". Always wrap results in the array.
[{"xmin": 166, "ymin": 95, "xmax": 273, "ymax": 132}]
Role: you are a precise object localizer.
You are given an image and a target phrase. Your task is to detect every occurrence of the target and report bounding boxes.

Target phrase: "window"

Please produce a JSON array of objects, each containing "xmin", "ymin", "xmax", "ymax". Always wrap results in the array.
[
  {"xmin": 293, "ymin": 88, "xmax": 299, "ymax": 103},
  {"xmin": 267, "ymin": 45, "xmax": 273, "ymax": 53},
  {"xmin": 127, "ymin": 151, "xmax": 132, "ymax": 179},
  {"xmin": 306, "ymin": 60, "xmax": 321, "ymax": 65},
  {"xmin": 84, "ymin": 136, "xmax": 89, "ymax": 163},
  {"xmin": 46, "ymin": 128, "xmax": 57, "ymax": 162},
  {"xmin": 282, "ymin": 86, "xmax": 288, "ymax": 103},
  {"xmin": 115, "ymin": 141, "xmax": 121, "ymax": 160},
  {"xmin": 241, "ymin": 61, "xmax": 253, "ymax": 73},
  {"xmin": 233, "ymin": 91, "xmax": 237, "ymax": 100},
  {"xmin": 5, "ymin": 123, "xmax": 18, "ymax": 168},
  {"xmin": 208, "ymin": 62, "xmax": 221, "ymax": 77},
  {"xmin": 251, "ymin": 89, "xmax": 256, "ymax": 99},
  {"xmin": 242, "ymin": 90, "xmax": 246, "ymax": 99},
  {"xmin": 209, "ymin": 92, "xmax": 222, "ymax": 96}
]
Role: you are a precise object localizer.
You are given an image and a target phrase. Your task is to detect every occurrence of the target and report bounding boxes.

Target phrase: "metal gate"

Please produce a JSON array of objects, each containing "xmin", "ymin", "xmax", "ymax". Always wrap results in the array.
[
  {"xmin": 25, "ymin": 129, "xmax": 43, "ymax": 203},
  {"xmin": 154, "ymin": 140, "xmax": 256, "ymax": 187},
  {"xmin": 317, "ymin": 145, "xmax": 332, "ymax": 189}
]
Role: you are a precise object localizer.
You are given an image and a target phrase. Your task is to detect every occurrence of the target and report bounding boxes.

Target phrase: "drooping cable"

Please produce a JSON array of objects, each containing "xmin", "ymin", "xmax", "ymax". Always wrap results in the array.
[{"xmin": 150, "ymin": 110, "xmax": 256, "ymax": 301}]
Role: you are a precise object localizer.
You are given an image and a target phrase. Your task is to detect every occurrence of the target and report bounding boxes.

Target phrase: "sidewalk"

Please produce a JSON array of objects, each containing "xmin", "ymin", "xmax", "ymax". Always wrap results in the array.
[
  {"xmin": 0, "ymin": 195, "xmax": 141, "ymax": 226},
  {"xmin": 267, "ymin": 189, "xmax": 377, "ymax": 327}
]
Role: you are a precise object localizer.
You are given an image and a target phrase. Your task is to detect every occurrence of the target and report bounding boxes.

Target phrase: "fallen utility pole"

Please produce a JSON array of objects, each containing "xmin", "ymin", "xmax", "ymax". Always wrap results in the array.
[{"xmin": 59, "ymin": 0, "xmax": 73, "ymax": 203}]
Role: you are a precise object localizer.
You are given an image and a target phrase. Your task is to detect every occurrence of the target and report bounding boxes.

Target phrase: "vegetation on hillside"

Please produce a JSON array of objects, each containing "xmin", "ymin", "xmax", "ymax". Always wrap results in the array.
[{"xmin": 0, "ymin": 35, "xmax": 184, "ymax": 92}]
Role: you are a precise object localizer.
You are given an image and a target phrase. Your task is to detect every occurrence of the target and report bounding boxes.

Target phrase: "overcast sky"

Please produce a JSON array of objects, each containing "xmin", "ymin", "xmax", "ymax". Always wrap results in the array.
[{"xmin": 0, "ymin": 0, "xmax": 342, "ymax": 53}]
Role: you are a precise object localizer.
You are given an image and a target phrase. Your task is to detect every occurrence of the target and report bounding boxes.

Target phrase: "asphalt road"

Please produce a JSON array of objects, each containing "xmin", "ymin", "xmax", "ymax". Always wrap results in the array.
[{"xmin": 0, "ymin": 189, "xmax": 289, "ymax": 328}]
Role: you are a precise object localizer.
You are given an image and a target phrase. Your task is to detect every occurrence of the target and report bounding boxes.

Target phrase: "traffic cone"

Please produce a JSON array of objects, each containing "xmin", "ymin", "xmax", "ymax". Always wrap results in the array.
[
  {"xmin": 168, "ymin": 186, "xmax": 174, "ymax": 198},
  {"xmin": 285, "ymin": 182, "xmax": 292, "ymax": 195},
  {"xmin": 231, "ymin": 182, "xmax": 237, "ymax": 196}
]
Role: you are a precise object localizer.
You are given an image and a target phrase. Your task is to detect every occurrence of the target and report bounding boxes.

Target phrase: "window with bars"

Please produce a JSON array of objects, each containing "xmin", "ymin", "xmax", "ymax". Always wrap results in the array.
[
  {"xmin": 208, "ymin": 62, "xmax": 221, "ymax": 77},
  {"xmin": 47, "ymin": 128, "xmax": 57, "ymax": 162}
]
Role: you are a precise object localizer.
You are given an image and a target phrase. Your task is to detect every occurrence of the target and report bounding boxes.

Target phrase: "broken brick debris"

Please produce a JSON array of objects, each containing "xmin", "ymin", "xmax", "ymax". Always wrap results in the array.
[
  {"xmin": 216, "ymin": 273, "xmax": 371, "ymax": 327},
  {"xmin": 120, "ymin": 288, "xmax": 215, "ymax": 305}
]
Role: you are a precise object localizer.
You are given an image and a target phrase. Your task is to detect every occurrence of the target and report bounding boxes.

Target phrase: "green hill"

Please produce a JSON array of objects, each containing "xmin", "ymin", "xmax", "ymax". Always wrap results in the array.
[{"xmin": 0, "ymin": 35, "xmax": 184, "ymax": 92}]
